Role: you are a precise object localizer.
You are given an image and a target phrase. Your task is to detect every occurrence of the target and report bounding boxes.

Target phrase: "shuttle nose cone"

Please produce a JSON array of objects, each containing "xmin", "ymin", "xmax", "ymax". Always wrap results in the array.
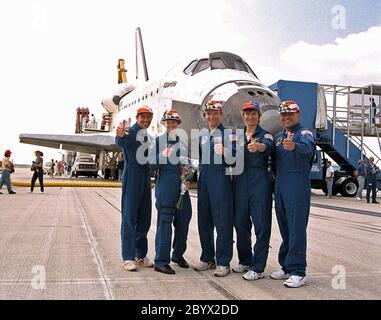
[
  {"xmin": 102, "ymin": 83, "xmax": 136, "ymax": 113},
  {"xmin": 201, "ymin": 83, "xmax": 282, "ymax": 135},
  {"xmin": 101, "ymin": 97, "xmax": 118, "ymax": 113}
]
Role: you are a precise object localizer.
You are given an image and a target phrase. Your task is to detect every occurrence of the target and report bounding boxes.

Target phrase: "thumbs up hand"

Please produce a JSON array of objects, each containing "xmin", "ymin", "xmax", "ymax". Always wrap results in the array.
[
  {"xmin": 247, "ymin": 137, "xmax": 259, "ymax": 153},
  {"xmin": 213, "ymin": 137, "xmax": 225, "ymax": 156},
  {"xmin": 283, "ymin": 131, "xmax": 296, "ymax": 151},
  {"xmin": 214, "ymin": 143, "xmax": 225, "ymax": 156},
  {"xmin": 248, "ymin": 137, "xmax": 267, "ymax": 153},
  {"xmin": 162, "ymin": 145, "xmax": 173, "ymax": 158},
  {"xmin": 116, "ymin": 120, "xmax": 127, "ymax": 138}
]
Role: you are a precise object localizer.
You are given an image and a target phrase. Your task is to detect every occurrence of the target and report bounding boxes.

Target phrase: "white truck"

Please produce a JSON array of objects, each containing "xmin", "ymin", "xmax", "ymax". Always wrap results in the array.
[{"xmin": 70, "ymin": 153, "xmax": 98, "ymax": 178}]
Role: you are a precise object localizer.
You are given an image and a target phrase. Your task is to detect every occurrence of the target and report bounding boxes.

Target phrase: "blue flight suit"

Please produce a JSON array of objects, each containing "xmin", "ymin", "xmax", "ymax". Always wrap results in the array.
[
  {"xmin": 150, "ymin": 134, "xmax": 192, "ymax": 267},
  {"xmin": 273, "ymin": 123, "xmax": 315, "ymax": 277},
  {"xmin": 197, "ymin": 123, "xmax": 234, "ymax": 267},
  {"xmin": 234, "ymin": 126, "xmax": 274, "ymax": 273},
  {"xmin": 366, "ymin": 163, "xmax": 380, "ymax": 202},
  {"xmin": 115, "ymin": 122, "xmax": 152, "ymax": 261}
]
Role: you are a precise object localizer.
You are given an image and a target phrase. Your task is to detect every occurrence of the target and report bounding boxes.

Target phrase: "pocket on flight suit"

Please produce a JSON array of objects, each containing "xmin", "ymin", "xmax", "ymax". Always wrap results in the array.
[{"xmin": 160, "ymin": 207, "xmax": 175, "ymax": 223}]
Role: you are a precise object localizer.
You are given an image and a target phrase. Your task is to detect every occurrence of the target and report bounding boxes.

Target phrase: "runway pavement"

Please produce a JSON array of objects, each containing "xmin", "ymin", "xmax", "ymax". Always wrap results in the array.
[{"xmin": 0, "ymin": 169, "xmax": 380, "ymax": 300}]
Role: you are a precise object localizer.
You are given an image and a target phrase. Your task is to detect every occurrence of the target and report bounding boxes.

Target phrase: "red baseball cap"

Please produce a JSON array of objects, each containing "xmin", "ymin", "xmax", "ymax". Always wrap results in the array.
[
  {"xmin": 4, "ymin": 149, "xmax": 12, "ymax": 155},
  {"xmin": 241, "ymin": 102, "xmax": 261, "ymax": 112},
  {"xmin": 136, "ymin": 106, "xmax": 153, "ymax": 115}
]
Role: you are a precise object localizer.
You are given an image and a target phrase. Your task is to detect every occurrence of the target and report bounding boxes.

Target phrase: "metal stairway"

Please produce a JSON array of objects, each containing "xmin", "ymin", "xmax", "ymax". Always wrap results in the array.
[
  {"xmin": 319, "ymin": 116, "xmax": 380, "ymax": 173},
  {"xmin": 269, "ymin": 79, "xmax": 381, "ymax": 190},
  {"xmin": 321, "ymin": 84, "xmax": 381, "ymax": 171}
]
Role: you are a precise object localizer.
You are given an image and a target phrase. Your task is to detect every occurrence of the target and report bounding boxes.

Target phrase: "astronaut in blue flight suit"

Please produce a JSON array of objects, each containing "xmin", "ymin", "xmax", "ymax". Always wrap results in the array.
[
  {"xmin": 271, "ymin": 101, "xmax": 315, "ymax": 288},
  {"xmin": 232, "ymin": 102, "xmax": 274, "ymax": 281},
  {"xmin": 149, "ymin": 109, "xmax": 192, "ymax": 275},
  {"xmin": 194, "ymin": 100, "xmax": 235, "ymax": 277},
  {"xmin": 115, "ymin": 106, "xmax": 154, "ymax": 272}
]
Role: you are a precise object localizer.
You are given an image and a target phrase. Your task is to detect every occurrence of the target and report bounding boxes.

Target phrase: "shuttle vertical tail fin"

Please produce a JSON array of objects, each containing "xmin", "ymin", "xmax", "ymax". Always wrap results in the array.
[{"xmin": 135, "ymin": 27, "xmax": 149, "ymax": 82}]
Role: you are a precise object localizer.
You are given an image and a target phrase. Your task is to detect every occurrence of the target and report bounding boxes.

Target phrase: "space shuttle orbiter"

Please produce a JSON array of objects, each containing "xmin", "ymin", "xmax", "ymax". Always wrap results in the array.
[{"xmin": 20, "ymin": 27, "xmax": 282, "ymax": 156}]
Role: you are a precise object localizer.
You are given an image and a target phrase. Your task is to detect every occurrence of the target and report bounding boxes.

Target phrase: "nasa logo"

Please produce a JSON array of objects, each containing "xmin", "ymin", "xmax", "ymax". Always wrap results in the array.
[{"xmin": 276, "ymin": 139, "xmax": 282, "ymax": 147}]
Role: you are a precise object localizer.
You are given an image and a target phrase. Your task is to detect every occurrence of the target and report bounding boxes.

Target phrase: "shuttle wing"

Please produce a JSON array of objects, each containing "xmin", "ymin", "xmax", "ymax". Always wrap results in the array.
[{"xmin": 19, "ymin": 133, "xmax": 120, "ymax": 154}]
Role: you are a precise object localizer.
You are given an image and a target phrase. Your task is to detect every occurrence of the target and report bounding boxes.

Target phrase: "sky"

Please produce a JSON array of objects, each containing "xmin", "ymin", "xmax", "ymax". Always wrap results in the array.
[{"xmin": 0, "ymin": 0, "xmax": 380, "ymax": 164}]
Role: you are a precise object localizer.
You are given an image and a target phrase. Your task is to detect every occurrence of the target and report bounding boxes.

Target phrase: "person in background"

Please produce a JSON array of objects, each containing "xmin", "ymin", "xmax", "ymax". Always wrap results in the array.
[
  {"xmin": 57, "ymin": 161, "xmax": 61, "ymax": 176},
  {"xmin": 30, "ymin": 151, "xmax": 44, "ymax": 193},
  {"xmin": 91, "ymin": 114, "xmax": 97, "ymax": 129},
  {"xmin": 325, "ymin": 160, "xmax": 334, "ymax": 199},
  {"xmin": 50, "ymin": 159, "xmax": 55, "ymax": 178},
  {"xmin": 109, "ymin": 158, "xmax": 117, "ymax": 180},
  {"xmin": 83, "ymin": 114, "xmax": 89, "ymax": 131},
  {"xmin": 117, "ymin": 153, "xmax": 124, "ymax": 181},
  {"xmin": 54, "ymin": 160, "xmax": 59, "ymax": 176},
  {"xmin": 0, "ymin": 150, "xmax": 16, "ymax": 194},
  {"xmin": 355, "ymin": 159, "xmax": 367, "ymax": 200},
  {"xmin": 67, "ymin": 159, "xmax": 73, "ymax": 175},
  {"xmin": 63, "ymin": 162, "xmax": 68, "ymax": 177},
  {"xmin": 370, "ymin": 97, "xmax": 377, "ymax": 125},
  {"xmin": 366, "ymin": 157, "xmax": 380, "ymax": 204}
]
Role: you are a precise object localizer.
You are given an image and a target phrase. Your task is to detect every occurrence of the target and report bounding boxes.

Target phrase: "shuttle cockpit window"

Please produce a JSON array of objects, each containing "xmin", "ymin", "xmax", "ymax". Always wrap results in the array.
[
  {"xmin": 183, "ymin": 60, "xmax": 198, "ymax": 75},
  {"xmin": 184, "ymin": 53, "xmax": 258, "ymax": 78},
  {"xmin": 193, "ymin": 59, "xmax": 209, "ymax": 74},
  {"xmin": 211, "ymin": 58, "xmax": 226, "ymax": 69},
  {"xmin": 234, "ymin": 60, "xmax": 247, "ymax": 72},
  {"xmin": 244, "ymin": 63, "xmax": 257, "ymax": 78},
  {"xmin": 209, "ymin": 52, "xmax": 259, "ymax": 79}
]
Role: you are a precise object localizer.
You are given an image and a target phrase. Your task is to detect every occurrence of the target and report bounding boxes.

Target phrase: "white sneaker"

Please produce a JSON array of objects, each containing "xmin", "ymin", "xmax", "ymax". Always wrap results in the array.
[
  {"xmin": 243, "ymin": 270, "xmax": 265, "ymax": 281},
  {"xmin": 284, "ymin": 275, "xmax": 307, "ymax": 288},
  {"xmin": 122, "ymin": 260, "xmax": 137, "ymax": 271},
  {"xmin": 232, "ymin": 264, "xmax": 250, "ymax": 273},
  {"xmin": 270, "ymin": 269, "xmax": 290, "ymax": 280},
  {"xmin": 214, "ymin": 265, "xmax": 230, "ymax": 277},
  {"xmin": 134, "ymin": 257, "xmax": 153, "ymax": 268},
  {"xmin": 194, "ymin": 261, "xmax": 216, "ymax": 271},
  {"xmin": 356, "ymin": 197, "xmax": 362, "ymax": 201}
]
